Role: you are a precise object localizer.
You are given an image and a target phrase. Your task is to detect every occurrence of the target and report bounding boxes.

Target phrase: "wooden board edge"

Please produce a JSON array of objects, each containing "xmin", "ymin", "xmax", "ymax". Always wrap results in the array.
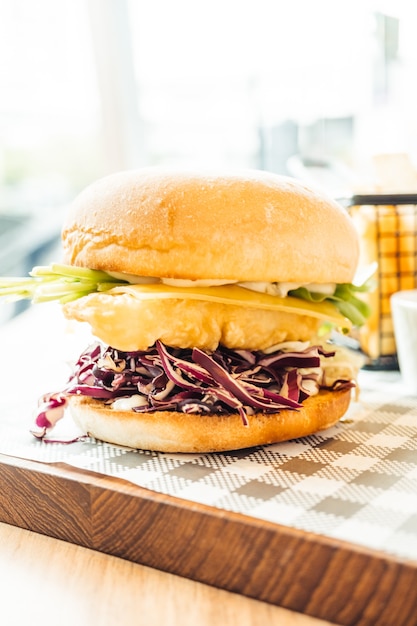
[{"xmin": 0, "ymin": 452, "xmax": 416, "ymax": 626}]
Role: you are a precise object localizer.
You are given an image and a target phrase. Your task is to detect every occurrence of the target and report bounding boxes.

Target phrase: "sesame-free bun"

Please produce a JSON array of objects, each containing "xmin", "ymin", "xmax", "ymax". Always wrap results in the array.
[
  {"xmin": 61, "ymin": 168, "xmax": 358, "ymax": 453},
  {"xmin": 62, "ymin": 167, "xmax": 359, "ymax": 284},
  {"xmin": 68, "ymin": 388, "xmax": 352, "ymax": 453}
]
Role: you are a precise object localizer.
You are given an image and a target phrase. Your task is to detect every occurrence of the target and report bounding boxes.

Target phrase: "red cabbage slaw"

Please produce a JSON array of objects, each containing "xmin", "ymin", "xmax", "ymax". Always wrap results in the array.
[{"xmin": 31, "ymin": 341, "xmax": 354, "ymax": 439}]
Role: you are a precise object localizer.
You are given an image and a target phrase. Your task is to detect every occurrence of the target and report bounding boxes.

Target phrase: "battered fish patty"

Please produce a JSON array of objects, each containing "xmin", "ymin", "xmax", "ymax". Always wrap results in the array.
[{"xmin": 63, "ymin": 291, "xmax": 322, "ymax": 352}]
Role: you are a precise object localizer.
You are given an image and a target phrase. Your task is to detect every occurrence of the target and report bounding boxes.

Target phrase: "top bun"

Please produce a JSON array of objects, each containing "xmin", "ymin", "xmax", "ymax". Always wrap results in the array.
[{"xmin": 62, "ymin": 167, "xmax": 359, "ymax": 284}]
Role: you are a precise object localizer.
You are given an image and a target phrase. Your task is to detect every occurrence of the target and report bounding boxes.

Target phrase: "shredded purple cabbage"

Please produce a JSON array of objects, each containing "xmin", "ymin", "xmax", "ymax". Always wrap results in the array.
[{"xmin": 31, "ymin": 340, "xmax": 354, "ymax": 439}]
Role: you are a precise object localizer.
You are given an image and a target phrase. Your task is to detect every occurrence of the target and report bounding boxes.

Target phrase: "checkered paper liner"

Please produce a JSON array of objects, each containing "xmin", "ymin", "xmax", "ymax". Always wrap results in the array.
[{"xmin": 1, "ymin": 370, "xmax": 417, "ymax": 563}]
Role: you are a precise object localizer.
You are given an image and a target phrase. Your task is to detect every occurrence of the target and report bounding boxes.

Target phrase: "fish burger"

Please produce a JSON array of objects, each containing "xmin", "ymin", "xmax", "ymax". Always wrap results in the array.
[{"xmin": 9, "ymin": 168, "xmax": 369, "ymax": 452}]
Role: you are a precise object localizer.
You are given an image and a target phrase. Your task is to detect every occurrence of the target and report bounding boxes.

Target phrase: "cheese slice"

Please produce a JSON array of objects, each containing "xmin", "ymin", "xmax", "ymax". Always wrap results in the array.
[{"xmin": 109, "ymin": 283, "xmax": 350, "ymax": 329}]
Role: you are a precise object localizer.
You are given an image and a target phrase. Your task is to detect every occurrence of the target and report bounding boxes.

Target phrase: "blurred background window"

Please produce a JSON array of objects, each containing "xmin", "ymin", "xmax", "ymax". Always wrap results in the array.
[{"xmin": 1, "ymin": 0, "xmax": 417, "ymax": 319}]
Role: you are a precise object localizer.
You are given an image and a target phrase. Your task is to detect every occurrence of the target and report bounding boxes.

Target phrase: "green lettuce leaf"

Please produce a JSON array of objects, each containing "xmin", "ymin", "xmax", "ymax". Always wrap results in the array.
[{"xmin": 289, "ymin": 279, "xmax": 373, "ymax": 327}]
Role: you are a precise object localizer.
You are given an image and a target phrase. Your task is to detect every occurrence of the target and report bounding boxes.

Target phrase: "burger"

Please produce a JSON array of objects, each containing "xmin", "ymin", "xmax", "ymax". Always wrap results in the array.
[{"xmin": 2, "ymin": 168, "xmax": 369, "ymax": 452}]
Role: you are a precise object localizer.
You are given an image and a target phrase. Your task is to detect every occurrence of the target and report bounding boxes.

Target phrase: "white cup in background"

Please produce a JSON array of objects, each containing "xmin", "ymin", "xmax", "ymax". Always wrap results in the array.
[{"xmin": 391, "ymin": 290, "xmax": 417, "ymax": 394}]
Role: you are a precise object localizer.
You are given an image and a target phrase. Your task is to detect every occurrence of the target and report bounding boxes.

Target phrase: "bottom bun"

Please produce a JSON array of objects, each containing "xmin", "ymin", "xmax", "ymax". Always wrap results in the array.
[{"xmin": 68, "ymin": 388, "xmax": 352, "ymax": 453}]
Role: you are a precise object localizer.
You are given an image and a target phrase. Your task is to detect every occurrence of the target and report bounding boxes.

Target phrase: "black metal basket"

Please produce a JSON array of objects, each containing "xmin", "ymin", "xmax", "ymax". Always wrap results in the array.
[{"xmin": 342, "ymin": 193, "xmax": 417, "ymax": 370}]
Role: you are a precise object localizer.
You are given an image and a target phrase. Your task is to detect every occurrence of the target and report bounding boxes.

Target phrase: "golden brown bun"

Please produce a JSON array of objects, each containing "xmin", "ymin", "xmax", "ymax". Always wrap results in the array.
[
  {"xmin": 62, "ymin": 168, "xmax": 359, "ymax": 284},
  {"xmin": 68, "ymin": 388, "xmax": 352, "ymax": 453}
]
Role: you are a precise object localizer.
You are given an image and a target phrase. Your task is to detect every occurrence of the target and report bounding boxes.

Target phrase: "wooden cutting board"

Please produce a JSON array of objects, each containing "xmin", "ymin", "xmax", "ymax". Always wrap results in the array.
[
  {"xmin": 1, "ymin": 306, "xmax": 416, "ymax": 625},
  {"xmin": 0, "ymin": 451, "xmax": 416, "ymax": 626}
]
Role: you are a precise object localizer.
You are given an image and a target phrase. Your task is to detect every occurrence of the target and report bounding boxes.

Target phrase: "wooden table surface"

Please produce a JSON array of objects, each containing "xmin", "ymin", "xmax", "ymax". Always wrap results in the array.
[
  {"xmin": 0, "ymin": 520, "xmax": 333, "ymax": 626},
  {"xmin": 0, "ymin": 303, "xmax": 337, "ymax": 626}
]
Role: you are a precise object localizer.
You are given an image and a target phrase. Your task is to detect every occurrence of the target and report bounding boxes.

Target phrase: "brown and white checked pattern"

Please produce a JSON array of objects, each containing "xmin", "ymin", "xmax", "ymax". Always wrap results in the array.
[{"xmin": 1, "ymin": 370, "xmax": 417, "ymax": 562}]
